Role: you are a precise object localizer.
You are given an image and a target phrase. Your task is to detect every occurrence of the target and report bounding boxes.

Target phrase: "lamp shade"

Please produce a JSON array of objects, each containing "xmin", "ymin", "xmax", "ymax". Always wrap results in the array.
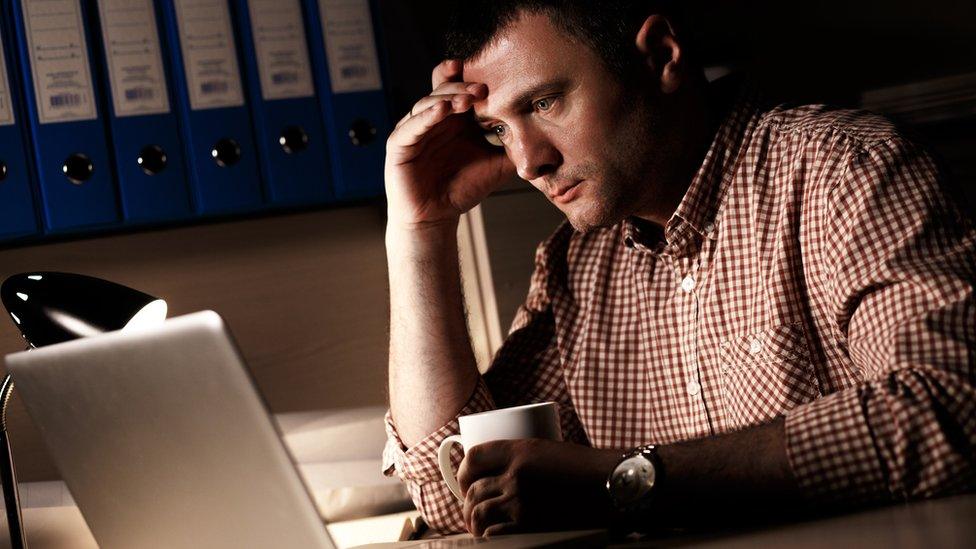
[{"xmin": 1, "ymin": 272, "xmax": 167, "ymax": 348}]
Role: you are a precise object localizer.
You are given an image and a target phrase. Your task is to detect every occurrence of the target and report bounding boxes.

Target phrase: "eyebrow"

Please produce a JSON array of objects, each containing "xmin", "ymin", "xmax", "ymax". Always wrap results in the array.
[{"xmin": 473, "ymin": 78, "xmax": 570, "ymax": 125}]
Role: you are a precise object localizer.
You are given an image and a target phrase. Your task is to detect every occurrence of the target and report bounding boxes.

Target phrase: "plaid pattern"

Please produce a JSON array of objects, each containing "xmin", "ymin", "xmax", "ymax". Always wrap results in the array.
[{"xmin": 383, "ymin": 83, "xmax": 976, "ymax": 533}]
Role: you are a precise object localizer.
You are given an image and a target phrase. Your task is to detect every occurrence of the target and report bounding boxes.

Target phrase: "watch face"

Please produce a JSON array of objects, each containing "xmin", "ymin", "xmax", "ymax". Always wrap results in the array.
[{"xmin": 610, "ymin": 455, "xmax": 656, "ymax": 505}]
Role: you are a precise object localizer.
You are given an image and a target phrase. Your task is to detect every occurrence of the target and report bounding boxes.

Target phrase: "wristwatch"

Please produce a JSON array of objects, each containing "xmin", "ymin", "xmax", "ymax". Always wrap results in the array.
[{"xmin": 606, "ymin": 444, "xmax": 663, "ymax": 514}]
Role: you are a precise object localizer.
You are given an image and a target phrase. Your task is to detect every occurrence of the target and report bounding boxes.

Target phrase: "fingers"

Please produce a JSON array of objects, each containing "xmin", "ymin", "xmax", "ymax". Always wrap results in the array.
[
  {"xmin": 457, "ymin": 441, "xmax": 511, "ymax": 496},
  {"xmin": 432, "ymin": 59, "xmax": 462, "ymax": 89},
  {"xmin": 462, "ymin": 476, "xmax": 506, "ymax": 531},
  {"xmin": 431, "ymin": 80, "xmax": 486, "ymax": 98},
  {"xmin": 483, "ymin": 522, "xmax": 521, "ymax": 538},
  {"xmin": 387, "ymin": 100, "xmax": 453, "ymax": 150},
  {"xmin": 468, "ymin": 495, "xmax": 518, "ymax": 537},
  {"xmin": 394, "ymin": 82, "xmax": 487, "ymax": 131},
  {"xmin": 409, "ymin": 86, "xmax": 484, "ymax": 117}
]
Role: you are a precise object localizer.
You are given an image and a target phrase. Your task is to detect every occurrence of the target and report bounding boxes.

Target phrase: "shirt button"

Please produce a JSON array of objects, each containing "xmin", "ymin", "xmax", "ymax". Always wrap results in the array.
[
  {"xmin": 680, "ymin": 276, "xmax": 695, "ymax": 293},
  {"xmin": 749, "ymin": 338, "xmax": 762, "ymax": 355},
  {"xmin": 686, "ymin": 380, "xmax": 701, "ymax": 396}
]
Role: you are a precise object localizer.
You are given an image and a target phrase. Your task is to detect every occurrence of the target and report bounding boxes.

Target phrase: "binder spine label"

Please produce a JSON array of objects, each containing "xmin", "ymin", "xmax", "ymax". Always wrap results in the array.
[
  {"xmin": 97, "ymin": 0, "xmax": 171, "ymax": 117},
  {"xmin": 0, "ymin": 28, "xmax": 14, "ymax": 126},
  {"xmin": 174, "ymin": 0, "xmax": 245, "ymax": 110},
  {"xmin": 21, "ymin": 0, "xmax": 99, "ymax": 124},
  {"xmin": 318, "ymin": 0, "xmax": 382, "ymax": 94},
  {"xmin": 247, "ymin": 0, "xmax": 314, "ymax": 100}
]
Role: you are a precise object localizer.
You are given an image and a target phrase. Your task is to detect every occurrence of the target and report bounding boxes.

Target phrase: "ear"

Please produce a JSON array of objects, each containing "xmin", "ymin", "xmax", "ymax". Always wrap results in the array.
[{"xmin": 635, "ymin": 15, "xmax": 683, "ymax": 94}]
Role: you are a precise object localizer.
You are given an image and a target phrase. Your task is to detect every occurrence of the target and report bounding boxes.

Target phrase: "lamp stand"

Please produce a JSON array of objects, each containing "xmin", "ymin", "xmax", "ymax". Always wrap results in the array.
[{"xmin": 0, "ymin": 374, "xmax": 26, "ymax": 549}]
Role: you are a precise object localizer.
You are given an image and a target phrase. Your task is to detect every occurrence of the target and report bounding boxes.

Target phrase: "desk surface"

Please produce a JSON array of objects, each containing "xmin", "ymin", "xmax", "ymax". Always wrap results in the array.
[
  {"xmin": 3, "ymin": 493, "xmax": 975, "ymax": 548},
  {"xmin": 614, "ymin": 493, "xmax": 976, "ymax": 548}
]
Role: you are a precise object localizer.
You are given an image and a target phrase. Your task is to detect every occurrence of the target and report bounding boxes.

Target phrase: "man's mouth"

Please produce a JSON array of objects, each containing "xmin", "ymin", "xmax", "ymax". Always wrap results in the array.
[{"xmin": 550, "ymin": 181, "xmax": 583, "ymax": 204}]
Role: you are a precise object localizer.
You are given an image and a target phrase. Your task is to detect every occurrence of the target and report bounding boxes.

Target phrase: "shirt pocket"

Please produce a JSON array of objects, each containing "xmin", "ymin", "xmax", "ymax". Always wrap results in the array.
[{"xmin": 718, "ymin": 322, "xmax": 820, "ymax": 430}]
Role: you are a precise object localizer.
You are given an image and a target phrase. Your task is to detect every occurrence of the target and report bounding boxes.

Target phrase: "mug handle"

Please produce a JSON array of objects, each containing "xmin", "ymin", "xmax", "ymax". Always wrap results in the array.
[{"xmin": 437, "ymin": 434, "xmax": 464, "ymax": 501}]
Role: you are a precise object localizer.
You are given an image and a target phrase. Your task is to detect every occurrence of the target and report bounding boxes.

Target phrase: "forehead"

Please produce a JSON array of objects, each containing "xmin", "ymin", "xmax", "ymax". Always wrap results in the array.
[{"xmin": 462, "ymin": 13, "xmax": 602, "ymax": 116}]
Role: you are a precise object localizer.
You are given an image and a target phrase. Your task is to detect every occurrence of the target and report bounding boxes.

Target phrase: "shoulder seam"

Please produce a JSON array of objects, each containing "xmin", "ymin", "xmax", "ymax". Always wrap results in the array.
[{"xmin": 757, "ymin": 110, "xmax": 898, "ymax": 151}]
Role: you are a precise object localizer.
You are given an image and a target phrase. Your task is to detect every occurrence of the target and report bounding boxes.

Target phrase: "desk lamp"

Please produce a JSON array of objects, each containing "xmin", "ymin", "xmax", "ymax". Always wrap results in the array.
[{"xmin": 0, "ymin": 272, "xmax": 167, "ymax": 549}]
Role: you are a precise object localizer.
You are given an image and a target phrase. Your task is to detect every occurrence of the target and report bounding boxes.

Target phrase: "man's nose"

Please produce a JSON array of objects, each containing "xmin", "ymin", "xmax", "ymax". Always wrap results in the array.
[{"xmin": 510, "ymin": 126, "xmax": 561, "ymax": 182}]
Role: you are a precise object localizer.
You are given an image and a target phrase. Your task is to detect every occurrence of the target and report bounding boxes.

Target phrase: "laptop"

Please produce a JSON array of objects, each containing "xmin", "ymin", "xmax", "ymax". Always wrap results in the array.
[{"xmin": 6, "ymin": 311, "xmax": 604, "ymax": 548}]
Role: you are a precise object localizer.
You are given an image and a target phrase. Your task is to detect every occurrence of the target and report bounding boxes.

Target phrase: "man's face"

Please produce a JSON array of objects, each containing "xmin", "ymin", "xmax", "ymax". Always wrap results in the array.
[{"xmin": 464, "ymin": 13, "xmax": 674, "ymax": 232}]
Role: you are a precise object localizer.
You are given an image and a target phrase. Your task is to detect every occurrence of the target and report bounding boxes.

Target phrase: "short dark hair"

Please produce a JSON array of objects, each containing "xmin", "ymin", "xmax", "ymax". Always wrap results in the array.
[{"xmin": 444, "ymin": 0, "xmax": 681, "ymax": 78}]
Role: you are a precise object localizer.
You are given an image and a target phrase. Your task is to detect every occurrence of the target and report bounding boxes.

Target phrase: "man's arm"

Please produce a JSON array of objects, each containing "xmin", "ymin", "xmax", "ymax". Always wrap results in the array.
[
  {"xmin": 457, "ymin": 418, "xmax": 798, "ymax": 535},
  {"xmin": 782, "ymin": 136, "xmax": 976, "ymax": 504},
  {"xmin": 458, "ymin": 135, "xmax": 976, "ymax": 535},
  {"xmin": 387, "ymin": 222, "xmax": 480, "ymax": 446},
  {"xmin": 383, "ymin": 59, "xmax": 568, "ymax": 534},
  {"xmin": 384, "ymin": 58, "xmax": 514, "ymax": 446},
  {"xmin": 655, "ymin": 418, "xmax": 800, "ymax": 522},
  {"xmin": 649, "ymin": 137, "xmax": 975, "ymax": 519}
]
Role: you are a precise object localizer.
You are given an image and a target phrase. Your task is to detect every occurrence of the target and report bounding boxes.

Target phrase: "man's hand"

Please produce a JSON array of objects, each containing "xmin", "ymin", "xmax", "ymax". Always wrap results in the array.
[
  {"xmin": 385, "ymin": 59, "xmax": 516, "ymax": 229},
  {"xmin": 456, "ymin": 439, "xmax": 622, "ymax": 537}
]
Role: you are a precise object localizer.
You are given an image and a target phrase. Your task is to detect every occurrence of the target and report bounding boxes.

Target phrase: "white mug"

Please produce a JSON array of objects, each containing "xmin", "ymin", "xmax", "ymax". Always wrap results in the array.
[{"xmin": 438, "ymin": 402, "xmax": 562, "ymax": 501}]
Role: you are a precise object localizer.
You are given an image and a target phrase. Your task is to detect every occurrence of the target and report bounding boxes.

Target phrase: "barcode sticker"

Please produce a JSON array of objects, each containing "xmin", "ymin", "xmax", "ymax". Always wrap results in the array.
[
  {"xmin": 247, "ymin": 0, "xmax": 315, "ymax": 100},
  {"xmin": 124, "ymin": 87, "xmax": 155, "ymax": 101},
  {"xmin": 0, "ymin": 26, "xmax": 15, "ymax": 126},
  {"xmin": 96, "ymin": 0, "xmax": 170, "ymax": 117},
  {"xmin": 22, "ymin": 0, "xmax": 98, "ymax": 124},
  {"xmin": 200, "ymin": 80, "xmax": 228, "ymax": 94},
  {"xmin": 49, "ymin": 92, "xmax": 82, "ymax": 107},
  {"xmin": 319, "ymin": 0, "xmax": 382, "ymax": 94},
  {"xmin": 174, "ymin": 0, "xmax": 245, "ymax": 110}
]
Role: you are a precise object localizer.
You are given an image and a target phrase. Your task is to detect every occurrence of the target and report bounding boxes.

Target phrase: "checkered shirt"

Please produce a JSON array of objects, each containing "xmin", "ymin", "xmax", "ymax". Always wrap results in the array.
[{"xmin": 382, "ymin": 83, "xmax": 976, "ymax": 534}]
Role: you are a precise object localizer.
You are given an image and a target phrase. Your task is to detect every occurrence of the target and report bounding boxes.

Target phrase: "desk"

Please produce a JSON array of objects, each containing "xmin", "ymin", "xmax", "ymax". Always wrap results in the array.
[
  {"xmin": 612, "ymin": 493, "xmax": 976, "ymax": 548},
  {"xmin": 0, "ymin": 506, "xmax": 420, "ymax": 549},
  {"xmin": 3, "ymin": 494, "xmax": 974, "ymax": 548}
]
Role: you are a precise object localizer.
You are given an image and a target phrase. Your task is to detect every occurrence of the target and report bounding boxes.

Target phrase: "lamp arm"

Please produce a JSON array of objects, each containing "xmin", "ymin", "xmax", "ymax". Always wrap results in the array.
[
  {"xmin": 1, "ymin": 374, "xmax": 27, "ymax": 549},
  {"xmin": 0, "ymin": 372, "xmax": 12, "ymax": 429}
]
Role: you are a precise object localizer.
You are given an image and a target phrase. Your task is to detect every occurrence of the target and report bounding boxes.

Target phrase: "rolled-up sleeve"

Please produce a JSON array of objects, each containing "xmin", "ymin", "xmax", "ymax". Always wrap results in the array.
[
  {"xmin": 785, "ymin": 136, "xmax": 976, "ymax": 504},
  {"xmin": 382, "ymin": 380, "xmax": 495, "ymax": 533}
]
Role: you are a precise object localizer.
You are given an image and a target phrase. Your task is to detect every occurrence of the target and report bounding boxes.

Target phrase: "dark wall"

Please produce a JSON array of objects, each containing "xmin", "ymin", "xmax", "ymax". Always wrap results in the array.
[
  {"xmin": 376, "ymin": 0, "xmax": 976, "ymax": 209},
  {"xmin": 378, "ymin": 0, "xmax": 975, "ymax": 107},
  {"xmin": 691, "ymin": 0, "xmax": 976, "ymax": 101}
]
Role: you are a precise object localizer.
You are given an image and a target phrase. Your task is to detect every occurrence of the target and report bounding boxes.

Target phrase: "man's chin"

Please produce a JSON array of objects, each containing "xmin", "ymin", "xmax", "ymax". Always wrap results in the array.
[{"xmin": 565, "ymin": 206, "xmax": 627, "ymax": 233}]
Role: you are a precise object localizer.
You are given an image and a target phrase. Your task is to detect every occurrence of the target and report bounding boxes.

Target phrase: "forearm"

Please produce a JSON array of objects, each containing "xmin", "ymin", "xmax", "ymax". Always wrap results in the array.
[
  {"xmin": 653, "ymin": 418, "xmax": 801, "ymax": 525},
  {"xmin": 648, "ymin": 367, "xmax": 976, "ymax": 530},
  {"xmin": 387, "ymin": 220, "xmax": 482, "ymax": 447}
]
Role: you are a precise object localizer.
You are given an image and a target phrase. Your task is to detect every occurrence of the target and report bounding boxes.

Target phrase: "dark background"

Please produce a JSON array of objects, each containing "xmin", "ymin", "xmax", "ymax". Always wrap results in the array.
[{"xmin": 376, "ymin": 0, "xmax": 976, "ymax": 207}]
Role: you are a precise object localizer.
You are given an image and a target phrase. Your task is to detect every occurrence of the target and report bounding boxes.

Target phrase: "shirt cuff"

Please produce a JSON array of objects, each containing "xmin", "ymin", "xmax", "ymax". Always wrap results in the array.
[
  {"xmin": 382, "ymin": 379, "xmax": 496, "ymax": 484},
  {"xmin": 785, "ymin": 389, "xmax": 888, "ymax": 504}
]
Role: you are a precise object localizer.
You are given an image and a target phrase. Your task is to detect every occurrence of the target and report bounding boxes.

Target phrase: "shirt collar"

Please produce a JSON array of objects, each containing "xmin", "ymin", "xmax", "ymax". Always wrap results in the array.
[
  {"xmin": 622, "ymin": 217, "xmax": 665, "ymax": 252},
  {"xmin": 650, "ymin": 76, "xmax": 763, "ymax": 256}
]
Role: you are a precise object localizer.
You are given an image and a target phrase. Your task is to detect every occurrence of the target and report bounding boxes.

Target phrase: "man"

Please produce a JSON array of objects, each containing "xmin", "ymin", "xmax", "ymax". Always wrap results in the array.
[{"xmin": 382, "ymin": 0, "xmax": 976, "ymax": 537}]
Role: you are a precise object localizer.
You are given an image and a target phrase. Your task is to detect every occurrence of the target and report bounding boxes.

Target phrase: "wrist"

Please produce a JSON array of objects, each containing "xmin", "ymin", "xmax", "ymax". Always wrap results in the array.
[
  {"xmin": 386, "ymin": 216, "xmax": 457, "ymax": 241},
  {"xmin": 386, "ymin": 218, "xmax": 459, "ymax": 255},
  {"xmin": 605, "ymin": 445, "xmax": 665, "ymax": 533}
]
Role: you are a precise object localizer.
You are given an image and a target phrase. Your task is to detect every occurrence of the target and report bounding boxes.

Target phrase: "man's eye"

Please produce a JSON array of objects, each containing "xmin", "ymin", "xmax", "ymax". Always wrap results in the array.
[
  {"xmin": 484, "ymin": 125, "xmax": 505, "ymax": 147},
  {"xmin": 534, "ymin": 97, "xmax": 556, "ymax": 112}
]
